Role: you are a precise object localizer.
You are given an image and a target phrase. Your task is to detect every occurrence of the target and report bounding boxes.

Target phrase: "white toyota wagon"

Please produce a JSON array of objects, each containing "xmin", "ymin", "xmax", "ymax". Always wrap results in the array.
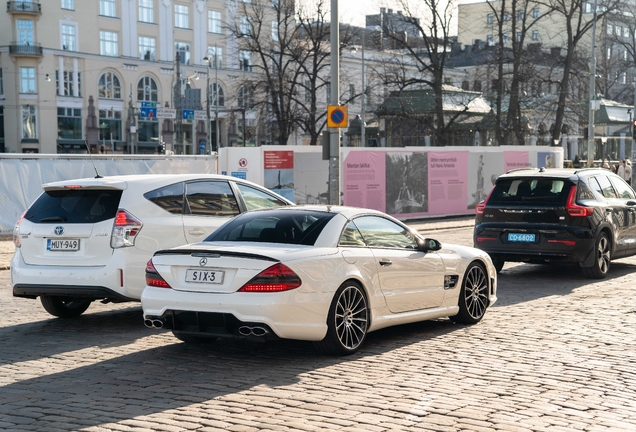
[{"xmin": 11, "ymin": 174, "xmax": 292, "ymax": 318}]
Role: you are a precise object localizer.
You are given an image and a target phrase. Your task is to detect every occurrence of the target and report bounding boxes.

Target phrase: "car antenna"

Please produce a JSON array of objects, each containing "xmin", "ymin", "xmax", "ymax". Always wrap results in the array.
[{"xmin": 84, "ymin": 140, "xmax": 103, "ymax": 179}]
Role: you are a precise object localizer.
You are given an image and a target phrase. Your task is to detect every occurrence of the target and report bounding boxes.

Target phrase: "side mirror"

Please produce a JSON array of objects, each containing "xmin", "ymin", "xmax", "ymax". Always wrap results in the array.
[
  {"xmin": 418, "ymin": 238, "xmax": 441, "ymax": 252},
  {"xmin": 628, "ymin": 200, "xmax": 636, "ymax": 206}
]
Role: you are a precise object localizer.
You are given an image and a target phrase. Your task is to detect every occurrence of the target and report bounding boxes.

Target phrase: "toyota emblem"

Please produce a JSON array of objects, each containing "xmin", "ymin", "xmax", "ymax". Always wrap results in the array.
[
  {"xmin": 199, "ymin": 258, "xmax": 208, "ymax": 266},
  {"xmin": 54, "ymin": 226, "xmax": 64, "ymax": 236}
]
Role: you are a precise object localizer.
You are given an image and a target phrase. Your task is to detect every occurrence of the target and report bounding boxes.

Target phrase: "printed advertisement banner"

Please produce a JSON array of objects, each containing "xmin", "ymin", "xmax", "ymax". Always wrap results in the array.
[
  {"xmin": 343, "ymin": 151, "xmax": 386, "ymax": 211},
  {"xmin": 264, "ymin": 151, "xmax": 295, "ymax": 201}
]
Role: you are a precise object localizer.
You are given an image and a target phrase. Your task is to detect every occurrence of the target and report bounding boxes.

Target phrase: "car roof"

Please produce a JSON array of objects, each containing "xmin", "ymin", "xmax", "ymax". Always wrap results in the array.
[
  {"xmin": 246, "ymin": 204, "xmax": 391, "ymax": 220},
  {"xmin": 498, "ymin": 167, "xmax": 612, "ymax": 180}
]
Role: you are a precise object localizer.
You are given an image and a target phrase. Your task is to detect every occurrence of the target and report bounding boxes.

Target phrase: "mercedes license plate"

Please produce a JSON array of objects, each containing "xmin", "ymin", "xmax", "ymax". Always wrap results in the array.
[
  {"xmin": 508, "ymin": 233, "xmax": 535, "ymax": 243},
  {"xmin": 185, "ymin": 269, "xmax": 224, "ymax": 284},
  {"xmin": 47, "ymin": 239, "xmax": 80, "ymax": 251}
]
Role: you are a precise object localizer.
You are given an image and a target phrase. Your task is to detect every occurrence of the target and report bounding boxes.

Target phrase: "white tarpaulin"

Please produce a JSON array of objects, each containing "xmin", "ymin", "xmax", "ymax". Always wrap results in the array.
[{"xmin": 0, "ymin": 155, "xmax": 216, "ymax": 233}]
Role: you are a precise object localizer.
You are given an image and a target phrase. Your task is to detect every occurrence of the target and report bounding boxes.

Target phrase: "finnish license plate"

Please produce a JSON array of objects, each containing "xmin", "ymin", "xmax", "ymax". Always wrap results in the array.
[
  {"xmin": 508, "ymin": 233, "xmax": 535, "ymax": 243},
  {"xmin": 47, "ymin": 239, "xmax": 80, "ymax": 251},
  {"xmin": 185, "ymin": 269, "xmax": 224, "ymax": 284}
]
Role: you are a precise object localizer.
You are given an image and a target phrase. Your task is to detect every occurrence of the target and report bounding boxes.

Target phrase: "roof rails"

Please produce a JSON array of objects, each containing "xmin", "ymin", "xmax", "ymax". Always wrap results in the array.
[
  {"xmin": 504, "ymin": 167, "xmax": 538, "ymax": 174},
  {"xmin": 573, "ymin": 167, "xmax": 603, "ymax": 175}
]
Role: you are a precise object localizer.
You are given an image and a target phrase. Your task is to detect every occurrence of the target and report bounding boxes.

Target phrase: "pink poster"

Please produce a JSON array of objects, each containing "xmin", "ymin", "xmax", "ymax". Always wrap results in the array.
[
  {"xmin": 504, "ymin": 151, "xmax": 531, "ymax": 172},
  {"xmin": 343, "ymin": 151, "xmax": 386, "ymax": 211},
  {"xmin": 427, "ymin": 152, "xmax": 469, "ymax": 216}
]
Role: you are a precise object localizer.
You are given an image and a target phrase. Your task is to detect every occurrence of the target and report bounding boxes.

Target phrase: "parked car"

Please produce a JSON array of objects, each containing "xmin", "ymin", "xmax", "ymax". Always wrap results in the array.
[
  {"xmin": 11, "ymin": 174, "xmax": 293, "ymax": 318},
  {"xmin": 474, "ymin": 167, "xmax": 636, "ymax": 278},
  {"xmin": 142, "ymin": 206, "xmax": 497, "ymax": 355}
]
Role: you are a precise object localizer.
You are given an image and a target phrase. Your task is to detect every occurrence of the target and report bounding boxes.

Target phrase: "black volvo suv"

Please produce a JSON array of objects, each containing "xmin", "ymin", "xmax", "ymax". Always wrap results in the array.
[{"xmin": 473, "ymin": 168, "xmax": 636, "ymax": 278}]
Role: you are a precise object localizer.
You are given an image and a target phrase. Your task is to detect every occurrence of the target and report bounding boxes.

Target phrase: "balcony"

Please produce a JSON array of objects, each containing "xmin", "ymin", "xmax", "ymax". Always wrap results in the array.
[
  {"xmin": 7, "ymin": 1, "xmax": 41, "ymax": 14},
  {"xmin": 9, "ymin": 42, "xmax": 43, "ymax": 57}
]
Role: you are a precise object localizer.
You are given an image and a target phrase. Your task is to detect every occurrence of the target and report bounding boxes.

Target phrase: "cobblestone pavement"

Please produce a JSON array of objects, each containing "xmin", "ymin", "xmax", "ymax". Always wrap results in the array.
[{"xmin": 2, "ymin": 221, "xmax": 636, "ymax": 431}]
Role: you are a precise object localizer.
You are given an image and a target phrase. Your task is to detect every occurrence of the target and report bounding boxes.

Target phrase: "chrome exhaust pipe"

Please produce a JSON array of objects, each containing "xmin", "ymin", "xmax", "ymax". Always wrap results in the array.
[
  {"xmin": 152, "ymin": 319, "xmax": 164, "ymax": 329},
  {"xmin": 144, "ymin": 319, "xmax": 154, "ymax": 328},
  {"xmin": 238, "ymin": 326, "xmax": 252, "ymax": 336},
  {"xmin": 251, "ymin": 327, "xmax": 268, "ymax": 336},
  {"xmin": 238, "ymin": 325, "xmax": 268, "ymax": 336}
]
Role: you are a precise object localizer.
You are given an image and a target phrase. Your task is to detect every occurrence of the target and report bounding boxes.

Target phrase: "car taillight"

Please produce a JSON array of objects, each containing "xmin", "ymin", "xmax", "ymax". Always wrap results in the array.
[
  {"xmin": 238, "ymin": 263, "xmax": 302, "ymax": 292},
  {"xmin": 13, "ymin": 211, "xmax": 26, "ymax": 248},
  {"xmin": 145, "ymin": 259, "xmax": 172, "ymax": 288},
  {"xmin": 476, "ymin": 187, "xmax": 495, "ymax": 215},
  {"xmin": 566, "ymin": 186, "xmax": 593, "ymax": 217},
  {"xmin": 111, "ymin": 209, "xmax": 143, "ymax": 248}
]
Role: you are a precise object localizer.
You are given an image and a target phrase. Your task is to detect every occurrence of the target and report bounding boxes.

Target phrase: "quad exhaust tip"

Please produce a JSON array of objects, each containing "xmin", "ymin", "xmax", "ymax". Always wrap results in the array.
[{"xmin": 238, "ymin": 326, "xmax": 268, "ymax": 337}]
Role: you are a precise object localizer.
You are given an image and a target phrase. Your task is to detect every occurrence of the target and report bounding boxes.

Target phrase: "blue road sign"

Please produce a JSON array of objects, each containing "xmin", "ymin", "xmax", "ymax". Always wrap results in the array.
[
  {"xmin": 140, "ymin": 107, "xmax": 156, "ymax": 118},
  {"xmin": 231, "ymin": 172, "xmax": 247, "ymax": 180},
  {"xmin": 182, "ymin": 110, "xmax": 194, "ymax": 120},
  {"xmin": 141, "ymin": 102, "xmax": 157, "ymax": 108}
]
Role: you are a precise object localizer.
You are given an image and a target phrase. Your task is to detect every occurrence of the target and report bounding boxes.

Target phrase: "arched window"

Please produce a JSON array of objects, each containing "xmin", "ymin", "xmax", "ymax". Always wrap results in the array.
[
  {"xmin": 210, "ymin": 83, "xmax": 224, "ymax": 107},
  {"xmin": 98, "ymin": 71, "xmax": 122, "ymax": 99},
  {"xmin": 137, "ymin": 76, "xmax": 158, "ymax": 102},
  {"xmin": 238, "ymin": 85, "xmax": 252, "ymax": 108}
]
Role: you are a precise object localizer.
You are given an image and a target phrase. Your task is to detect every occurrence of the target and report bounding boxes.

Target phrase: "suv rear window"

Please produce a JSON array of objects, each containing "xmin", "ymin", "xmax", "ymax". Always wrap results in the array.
[
  {"xmin": 25, "ymin": 189, "xmax": 123, "ymax": 224},
  {"xmin": 489, "ymin": 178, "xmax": 573, "ymax": 206}
]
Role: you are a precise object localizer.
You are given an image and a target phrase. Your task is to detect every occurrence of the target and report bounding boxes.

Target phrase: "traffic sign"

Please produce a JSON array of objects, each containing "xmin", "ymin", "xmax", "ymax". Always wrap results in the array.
[
  {"xmin": 182, "ymin": 110, "xmax": 194, "ymax": 120},
  {"xmin": 141, "ymin": 102, "xmax": 157, "ymax": 108},
  {"xmin": 156, "ymin": 108, "xmax": 176, "ymax": 119},
  {"xmin": 327, "ymin": 105, "xmax": 348, "ymax": 128},
  {"xmin": 194, "ymin": 110, "xmax": 207, "ymax": 121},
  {"xmin": 140, "ymin": 107, "xmax": 156, "ymax": 118}
]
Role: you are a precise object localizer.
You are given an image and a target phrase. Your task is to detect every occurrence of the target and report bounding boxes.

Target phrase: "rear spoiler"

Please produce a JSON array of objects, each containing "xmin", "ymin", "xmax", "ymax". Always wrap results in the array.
[
  {"xmin": 43, "ymin": 179, "xmax": 127, "ymax": 191},
  {"xmin": 153, "ymin": 249, "xmax": 279, "ymax": 262}
]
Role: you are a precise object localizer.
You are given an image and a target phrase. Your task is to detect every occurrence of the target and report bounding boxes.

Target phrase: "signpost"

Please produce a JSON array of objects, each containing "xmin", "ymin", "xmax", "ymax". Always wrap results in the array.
[
  {"xmin": 156, "ymin": 108, "xmax": 176, "ymax": 119},
  {"xmin": 182, "ymin": 110, "xmax": 195, "ymax": 120}
]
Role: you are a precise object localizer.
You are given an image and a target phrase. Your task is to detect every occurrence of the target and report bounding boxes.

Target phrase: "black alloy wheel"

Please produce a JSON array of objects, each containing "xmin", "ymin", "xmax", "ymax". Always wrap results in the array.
[{"xmin": 582, "ymin": 232, "xmax": 611, "ymax": 279}]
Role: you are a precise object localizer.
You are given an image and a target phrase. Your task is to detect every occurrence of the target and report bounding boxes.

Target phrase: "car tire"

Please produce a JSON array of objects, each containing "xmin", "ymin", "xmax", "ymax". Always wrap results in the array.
[
  {"xmin": 490, "ymin": 256, "xmax": 505, "ymax": 273},
  {"xmin": 582, "ymin": 232, "xmax": 611, "ymax": 279},
  {"xmin": 450, "ymin": 262, "xmax": 489, "ymax": 325},
  {"xmin": 172, "ymin": 331, "xmax": 217, "ymax": 344},
  {"xmin": 40, "ymin": 296, "xmax": 92, "ymax": 318},
  {"xmin": 314, "ymin": 281, "xmax": 369, "ymax": 356}
]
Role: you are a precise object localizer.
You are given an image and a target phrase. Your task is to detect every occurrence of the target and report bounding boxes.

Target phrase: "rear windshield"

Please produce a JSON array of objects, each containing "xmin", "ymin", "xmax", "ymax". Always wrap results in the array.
[
  {"xmin": 25, "ymin": 189, "xmax": 123, "ymax": 224},
  {"xmin": 489, "ymin": 178, "xmax": 573, "ymax": 206},
  {"xmin": 205, "ymin": 210, "xmax": 336, "ymax": 246}
]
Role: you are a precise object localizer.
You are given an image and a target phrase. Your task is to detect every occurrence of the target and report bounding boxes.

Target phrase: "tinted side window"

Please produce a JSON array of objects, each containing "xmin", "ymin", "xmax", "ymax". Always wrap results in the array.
[
  {"xmin": 144, "ymin": 182, "xmax": 184, "ymax": 214},
  {"xmin": 608, "ymin": 176, "xmax": 636, "ymax": 200},
  {"xmin": 577, "ymin": 181, "xmax": 596, "ymax": 200},
  {"xmin": 236, "ymin": 183, "xmax": 288, "ymax": 211},
  {"xmin": 354, "ymin": 216, "xmax": 417, "ymax": 249},
  {"xmin": 593, "ymin": 176, "xmax": 618, "ymax": 199},
  {"xmin": 185, "ymin": 181, "xmax": 239, "ymax": 217},
  {"xmin": 339, "ymin": 221, "xmax": 367, "ymax": 247},
  {"xmin": 25, "ymin": 189, "xmax": 122, "ymax": 224}
]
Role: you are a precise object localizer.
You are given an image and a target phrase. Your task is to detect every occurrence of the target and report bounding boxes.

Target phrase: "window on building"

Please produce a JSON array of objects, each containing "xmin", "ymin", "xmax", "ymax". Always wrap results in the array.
[
  {"xmin": 206, "ymin": 46, "xmax": 223, "ymax": 68},
  {"xmin": 22, "ymin": 105, "xmax": 37, "ymax": 139},
  {"xmin": 622, "ymin": 72, "xmax": 627, "ymax": 84},
  {"xmin": 100, "ymin": 31, "xmax": 118, "ymax": 56},
  {"xmin": 98, "ymin": 71, "xmax": 122, "ymax": 99},
  {"xmin": 138, "ymin": 116, "xmax": 158, "ymax": 144},
  {"xmin": 349, "ymin": 84, "xmax": 356, "ymax": 104},
  {"xmin": 503, "ymin": 33, "xmax": 509, "ymax": 43},
  {"xmin": 57, "ymin": 108, "xmax": 82, "ymax": 139},
  {"xmin": 503, "ymin": 13, "xmax": 509, "ymax": 21},
  {"xmin": 240, "ymin": 16, "xmax": 251, "ymax": 37},
  {"xmin": 99, "ymin": 109, "xmax": 122, "ymax": 141},
  {"xmin": 62, "ymin": 24, "xmax": 76, "ymax": 51},
  {"xmin": 208, "ymin": 10, "xmax": 222, "ymax": 33},
  {"xmin": 175, "ymin": 4, "xmax": 189, "ymax": 28},
  {"xmin": 518, "ymin": 11, "xmax": 524, "ymax": 20},
  {"xmin": 20, "ymin": 67, "xmax": 36, "ymax": 93},
  {"xmin": 0, "ymin": 69, "xmax": 3, "ymax": 95},
  {"xmin": 17, "ymin": 20, "xmax": 34, "ymax": 45},
  {"xmin": 61, "ymin": 0, "xmax": 74, "ymax": 10},
  {"xmin": 56, "ymin": 70, "xmax": 79, "ymax": 96},
  {"xmin": 137, "ymin": 76, "xmax": 158, "ymax": 101},
  {"xmin": 487, "ymin": 34, "xmax": 494, "ymax": 46},
  {"xmin": 533, "ymin": 7, "xmax": 540, "ymax": 18},
  {"xmin": 238, "ymin": 85, "xmax": 253, "ymax": 108},
  {"xmin": 272, "ymin": 21, "xmax": 279, "ymax": 41},
  {"xmin": 487, "ymin": 13, "xmax": 493, "ymax": 24},
  {"xmin": 532, "ymin": 30, "xmax": 539, "ymax": 40},
  {"xmin": 175, "ymin": 42, "xmax": 190, "ymax": 65},
  {"xmin": 516, "ymin": 32, "xmax": 522, "ymax": 42},
  {"xmin": 139, "ymin": 36, "xmax": 156, "ymax": 61},
  {"xmin": 239, "ymin": 50, "xmax": 252, "ymax": 71},
  {"xmin": 304, "ymin": 79, "xmax": 311, "ymax": 103},
  {"xmin": 139, "ymin": 0, "xmax": 154, "ymax": 23},
  {"xmin": 100, "ymin": 0, "xmax": 116, "ymax": 17},
  {"xmin": 210, "ymin": 83, "xmax": 224, "ymax": 107}
]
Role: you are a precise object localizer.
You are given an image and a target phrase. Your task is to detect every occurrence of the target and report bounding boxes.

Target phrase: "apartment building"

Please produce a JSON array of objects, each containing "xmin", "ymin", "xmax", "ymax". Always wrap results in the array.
[{"xmin": 0, "ymin": 0, "xmax": 247, "ymax": 154}]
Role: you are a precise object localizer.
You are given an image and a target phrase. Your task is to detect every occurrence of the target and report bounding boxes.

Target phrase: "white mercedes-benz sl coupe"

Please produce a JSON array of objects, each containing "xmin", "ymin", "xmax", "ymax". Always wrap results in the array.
[{"xmin": 142, "ymin": 206, "xmax": 497, "ymax": 355}]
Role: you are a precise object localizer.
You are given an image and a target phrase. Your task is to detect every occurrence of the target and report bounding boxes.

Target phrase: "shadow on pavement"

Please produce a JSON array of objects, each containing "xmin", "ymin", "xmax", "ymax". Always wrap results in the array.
[
  {"xmin": 493, "ymin": 260, "xmax": 636, "ymax": 307},
  {"xmin": 0, "ymin": 318, "xmax": 461, "ymax": 429}
]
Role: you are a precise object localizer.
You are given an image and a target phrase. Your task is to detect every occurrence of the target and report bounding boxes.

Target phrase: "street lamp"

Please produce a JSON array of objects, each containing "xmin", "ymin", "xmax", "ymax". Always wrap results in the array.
[
  {"xmin": 349, "ymin": 32, "xmax": 366, "ymax": 147},
  {"xmin": 203, "ymin": 45, "xmax": 220, "ymax": 153}
]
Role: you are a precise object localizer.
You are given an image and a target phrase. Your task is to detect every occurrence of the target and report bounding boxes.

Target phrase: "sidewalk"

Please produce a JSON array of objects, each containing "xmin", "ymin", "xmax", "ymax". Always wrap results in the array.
[{"xmin": 0, "ymin": 215, "xmax": 476, "ymax": 271}]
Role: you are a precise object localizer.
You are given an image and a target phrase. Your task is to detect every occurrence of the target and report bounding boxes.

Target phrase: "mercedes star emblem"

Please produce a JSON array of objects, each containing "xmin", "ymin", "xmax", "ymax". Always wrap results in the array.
[
  {"xmin": 199, "ymin": 258, "xmax": 208, "ymax": 266},
  {"xmin": 54, "ymin": 226, "xmax": 64, "ymax": 236}
]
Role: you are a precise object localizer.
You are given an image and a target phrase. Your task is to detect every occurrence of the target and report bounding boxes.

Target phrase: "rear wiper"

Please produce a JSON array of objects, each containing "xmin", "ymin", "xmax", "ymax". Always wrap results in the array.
[{"xmin": 39, "ymin": 216, "xmax": 67, "ymax": 222}]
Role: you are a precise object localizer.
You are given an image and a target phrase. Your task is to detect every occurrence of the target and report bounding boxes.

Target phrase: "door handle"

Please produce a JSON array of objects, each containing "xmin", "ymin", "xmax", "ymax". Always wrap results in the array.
[
  {"xmin": 188, "ymin": 229, "xmax": 206, "ymax": 236},
  {"xmin": 379, "ymin": 259, "xmax": 392, "ymax": 266}
]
